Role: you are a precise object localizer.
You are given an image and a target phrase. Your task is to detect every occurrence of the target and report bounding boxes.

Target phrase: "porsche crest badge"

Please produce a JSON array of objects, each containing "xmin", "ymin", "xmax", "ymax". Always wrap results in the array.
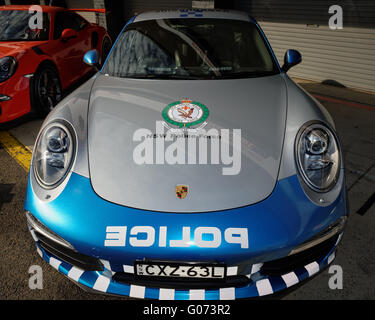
[{"xmin": 176, "ymin": 185, "xmax": 188, "ymax": 199}]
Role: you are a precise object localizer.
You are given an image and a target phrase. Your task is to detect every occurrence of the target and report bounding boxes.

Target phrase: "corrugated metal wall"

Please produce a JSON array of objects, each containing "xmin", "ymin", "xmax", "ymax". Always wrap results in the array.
[
  {"xmin": 237, "ymin": 0, "xmax": 375, "ymax": 28},
  {"xmin": 261, "ymin": 22, "xmax": 375, "ymax": 92},
  {"xmin": 123, "ymin": 0, "xmax": 192, "ymax": 21},
  {"xmin": 224, "ymin": 0, "xmax": 375, "ymax": 92}
]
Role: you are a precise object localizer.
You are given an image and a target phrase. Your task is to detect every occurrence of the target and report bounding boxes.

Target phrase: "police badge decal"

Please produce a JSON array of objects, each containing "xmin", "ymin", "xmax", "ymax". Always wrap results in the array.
[{"xmin": 162, "ymin": 99, "xmax": 209, "ymax": 131}]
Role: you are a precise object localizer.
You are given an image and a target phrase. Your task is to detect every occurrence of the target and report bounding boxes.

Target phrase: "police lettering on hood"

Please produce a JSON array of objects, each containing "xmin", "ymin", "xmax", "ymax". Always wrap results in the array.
[{"xmin": 105, "ymin": 226, "xmax": 249, "ymax": 249}]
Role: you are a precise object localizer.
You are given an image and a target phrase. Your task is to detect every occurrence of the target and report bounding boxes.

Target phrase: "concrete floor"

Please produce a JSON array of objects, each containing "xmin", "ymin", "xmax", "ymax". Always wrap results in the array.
[{"xmin": 0, "ymin": 78, "xmax": 374, "ymax": 300}]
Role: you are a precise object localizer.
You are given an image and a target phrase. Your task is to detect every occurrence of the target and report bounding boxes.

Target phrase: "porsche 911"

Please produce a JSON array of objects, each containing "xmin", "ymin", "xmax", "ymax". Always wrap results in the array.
[
  {"xmin": 24, "ymin": 9, "xmax": 348, "ymax": 300},
  {"xmin": 0, "ymin": 5, "xmax": 111, "ymax": 123}
]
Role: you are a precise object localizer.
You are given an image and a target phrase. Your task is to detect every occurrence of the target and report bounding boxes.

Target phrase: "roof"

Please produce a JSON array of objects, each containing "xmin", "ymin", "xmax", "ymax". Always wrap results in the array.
[{"xmin": 134, "ymin": 9, "xmax": 256, "ymax": 23}]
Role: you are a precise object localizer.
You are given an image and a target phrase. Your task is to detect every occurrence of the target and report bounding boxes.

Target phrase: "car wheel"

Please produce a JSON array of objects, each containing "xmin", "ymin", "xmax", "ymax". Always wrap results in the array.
[
  {"xmin": 32, "ymin": 65, "xmax": 62, "ymax": 117},
  {"xmin": 101, "ymin": 36, "xmax": 112, "ymax": 66}
]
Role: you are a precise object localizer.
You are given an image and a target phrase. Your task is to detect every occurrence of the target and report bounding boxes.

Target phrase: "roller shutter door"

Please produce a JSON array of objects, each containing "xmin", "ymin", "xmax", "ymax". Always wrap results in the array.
[
  {"xmin": 230, "ymin": 0, "xmax": 375, "ymax": 92},
  {"xmin": 124, "ymin": 0, "xmax": 192, "ymax": 21}
]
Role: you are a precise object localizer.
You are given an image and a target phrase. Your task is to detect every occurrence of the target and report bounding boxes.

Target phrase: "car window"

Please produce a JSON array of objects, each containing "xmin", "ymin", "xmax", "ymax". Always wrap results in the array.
[
  {"xmin": 103, "ymin": 18, "xmax": 279, "ymax": 80},
  {"xmin": 0, "ymin": 10, "xmax": 50, "ymax": 41},
  {"xmin": 53, "ymin": 12, "xmax": 87, "ymax": 39}
]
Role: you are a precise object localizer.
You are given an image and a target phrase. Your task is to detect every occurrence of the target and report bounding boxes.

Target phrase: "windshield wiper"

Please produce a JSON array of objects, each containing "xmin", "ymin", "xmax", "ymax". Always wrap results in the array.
[
  {"xmin": 121, "ymin": 73, "xmax": 201, "ymax": 80},
  {"xmin": 215, "ymin": 70, "xmax": 278, "ymax": 79}
]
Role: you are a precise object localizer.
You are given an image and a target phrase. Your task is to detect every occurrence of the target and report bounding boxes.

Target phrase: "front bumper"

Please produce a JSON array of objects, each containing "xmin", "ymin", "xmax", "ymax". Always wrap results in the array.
[
  {"xmin": 28, "ymin": 224, "xmax": 342, "ymax": 299},
  {"xmin": 25, "ymin": 171, "xmax": 348, "ymax": 299}
]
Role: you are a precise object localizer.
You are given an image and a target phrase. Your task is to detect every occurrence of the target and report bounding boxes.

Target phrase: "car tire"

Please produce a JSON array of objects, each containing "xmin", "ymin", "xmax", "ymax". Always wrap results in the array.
[
  {"xmin": 101, "ymin": 36, "xmax": 112, "ymax": 66},
  {"xmin": 31, "ymin": 64, "xmax": 62, "ymax": 117}
]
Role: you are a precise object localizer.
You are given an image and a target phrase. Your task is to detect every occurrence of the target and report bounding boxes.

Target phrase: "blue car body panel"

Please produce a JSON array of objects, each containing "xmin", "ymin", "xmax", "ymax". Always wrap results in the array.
[
  {"xmin": 25, "ymin": 172, "xmax": 346, "ymax": 269},
  {"xmin": 26, "ymin": 172, "xmax": 345, "ymax": 299}
]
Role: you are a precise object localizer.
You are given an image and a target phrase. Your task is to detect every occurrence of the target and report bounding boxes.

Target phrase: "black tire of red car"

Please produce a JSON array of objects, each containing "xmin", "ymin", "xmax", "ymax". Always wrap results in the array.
[
  {"xmin": 101, "ymin": 36, "xmax": 112, "ymax": 66},
  {"xmin": 31, "ymin": 64, "xmax": 62, "ymax": 117}
]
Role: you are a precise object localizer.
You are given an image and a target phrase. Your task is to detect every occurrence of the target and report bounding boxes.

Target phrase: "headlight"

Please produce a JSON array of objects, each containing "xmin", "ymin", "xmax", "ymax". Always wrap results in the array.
[
  {"xmin": 296, "ymin": 122, "xmax": 340, "ymax": 192},
  {"xmin": 33, "ymin": 122, "xmax": 75, "ymax": 188},
  {"xmin": 0, "ymin": 56, "xmax": 18, "ymax": 83}
]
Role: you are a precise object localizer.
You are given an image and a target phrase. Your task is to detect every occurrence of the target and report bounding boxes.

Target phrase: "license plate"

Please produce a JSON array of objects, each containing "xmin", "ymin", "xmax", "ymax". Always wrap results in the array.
[{"xmin": 135, "ymin": 261, "xmax": 226, "ymax": 279}]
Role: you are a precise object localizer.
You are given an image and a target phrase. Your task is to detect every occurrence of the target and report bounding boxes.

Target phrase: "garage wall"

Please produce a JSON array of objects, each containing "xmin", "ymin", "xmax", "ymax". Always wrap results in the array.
[
  {"xmin": 103, "ymin": 0, "xmax": 192, "ymax": 40},
  {"xmin": 123, "ymin": 0, "xmax": 192, "ymax": 21},
  {"xmin": 237, "ymin": 0, "xmax": 375, "ymax": 28},
  {"xmin": 6, "ymin": 0, "xmax": 105, "ymax": 25},
  {"xmin": 260, "ymin": 22, "xmax": 375, "ymax": 93},
  {"xmin": 221, "ymin": 0, "xmax": 375, "ymax": 93},
  {"xmin": 7, "ymin": 0, "xmax": 40, "ymax": 4},
  {"xmin": 66, "ymin": 0, "xmax": 92, "ymax": 8},
  {"xmin": 65, "ymin": 0, "xmax": 97, "ymax": 24}
]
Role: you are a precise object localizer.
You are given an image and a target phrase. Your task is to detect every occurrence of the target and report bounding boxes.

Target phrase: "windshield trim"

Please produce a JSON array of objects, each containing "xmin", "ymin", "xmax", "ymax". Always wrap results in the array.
[{"xmin": 109, "ymin": 70, "xmax": 280, "ymax": 81}]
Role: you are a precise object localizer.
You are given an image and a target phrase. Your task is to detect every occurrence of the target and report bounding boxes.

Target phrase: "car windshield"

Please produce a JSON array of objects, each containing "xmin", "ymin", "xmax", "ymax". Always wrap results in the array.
[
  {"xmin": 103, "ymin": 18, "xmax": 279, "ymax": 80},
  {"xmin": 0, "ymin": 10, "xmax": 50, "ymax": 41}
]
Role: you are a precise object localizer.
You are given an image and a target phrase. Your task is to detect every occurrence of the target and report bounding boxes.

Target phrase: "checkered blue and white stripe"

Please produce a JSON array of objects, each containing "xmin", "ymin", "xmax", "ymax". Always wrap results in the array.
[
  {"xmin": 32, "ymin": 229, "xmax": 342, "ymax": 300},
  {"xmin": 179, "ymin": 9, "xmax": 204, "ymax": 18}
]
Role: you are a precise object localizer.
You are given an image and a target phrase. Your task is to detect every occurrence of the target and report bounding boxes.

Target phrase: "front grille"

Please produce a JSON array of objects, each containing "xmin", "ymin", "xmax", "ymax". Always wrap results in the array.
[
  {"xmin": 113, "ymin": 272, "xmax": 250, "ymax": 290},
  {"xmin": 261, "ymin": 234, "xmax": 338, "ymax": 276},
  {"xmin": 35, "ymin": 231, "xmax": 103, "ymax": 271}
]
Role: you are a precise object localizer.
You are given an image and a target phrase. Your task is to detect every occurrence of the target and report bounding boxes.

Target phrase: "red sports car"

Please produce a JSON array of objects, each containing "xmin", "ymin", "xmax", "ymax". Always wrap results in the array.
[{"xmin": 0, "ymin": 5, "xmax": 111, "ymax": 123}]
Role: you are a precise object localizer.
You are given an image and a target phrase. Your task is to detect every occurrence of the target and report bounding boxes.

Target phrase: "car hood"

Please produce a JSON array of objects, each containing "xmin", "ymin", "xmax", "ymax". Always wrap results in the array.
[{"xmin": 87, "ymin": 74, "xmax": 287, "ymax": 212}]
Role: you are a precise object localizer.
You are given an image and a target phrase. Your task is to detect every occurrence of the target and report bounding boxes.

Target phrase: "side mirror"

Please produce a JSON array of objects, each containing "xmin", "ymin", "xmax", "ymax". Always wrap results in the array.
[
  {"xmin": 61, "ymin": 28, "xmax": 77, "ymax": 41},
  {"xmin": 83, "ymin": 49, "xmax": 100, "ymax": 70},
  {"xmin": 282, "ymin": 49, "xmax": 302, "ymax": 72}
]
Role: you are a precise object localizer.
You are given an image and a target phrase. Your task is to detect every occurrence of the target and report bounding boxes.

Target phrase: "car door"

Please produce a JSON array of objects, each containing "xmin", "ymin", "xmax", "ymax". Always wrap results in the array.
[{"xmin": 44, "ymin": 11, "xmax": 91, "ymax": 88}]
